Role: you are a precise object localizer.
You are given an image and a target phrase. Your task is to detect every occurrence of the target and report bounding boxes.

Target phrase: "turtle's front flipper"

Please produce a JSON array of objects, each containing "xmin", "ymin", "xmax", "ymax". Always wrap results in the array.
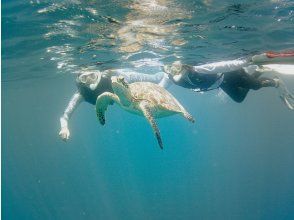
[
  {"xmin": 139, "ymin": 101, "xmax": 163, "ymax": 150},
  {"xmin": 96, "ymin": 92, "xmax": 120, "ymax": 125}
]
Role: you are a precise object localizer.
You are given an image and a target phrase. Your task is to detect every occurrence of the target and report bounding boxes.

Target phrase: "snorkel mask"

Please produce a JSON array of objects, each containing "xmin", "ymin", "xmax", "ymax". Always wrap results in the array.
[
  {"xmin": 76, "ymin": 71, "xmax": 102, "ymax": 90},
  {"xmin": 163, "ymin": 61, "xmax": 184, "ymax": 82}
]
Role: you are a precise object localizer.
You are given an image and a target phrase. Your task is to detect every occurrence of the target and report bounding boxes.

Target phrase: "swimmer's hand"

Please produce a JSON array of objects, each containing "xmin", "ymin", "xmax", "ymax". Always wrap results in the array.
[{"xmin": 59, "ymin": 127, "xmax": 70, "ymax": 141}]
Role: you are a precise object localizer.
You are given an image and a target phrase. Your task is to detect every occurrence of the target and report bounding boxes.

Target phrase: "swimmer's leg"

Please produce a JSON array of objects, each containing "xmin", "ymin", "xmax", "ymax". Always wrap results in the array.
[
  {"xmin": 96, "ymin": 92, "xmax": 120, "ymax": 125},
  {"xmin": 240, "ymin": 72, "xmax": 294, "ymax": 110},
  {"xmin": 220, "ymin": 70, "xmax": 249, "ymax": 103},
  {"xmin": 220, "ymin": 84, "xmax": 249, "ymax": 103},
  {"xmin": 236, "ymin": 69, "xmax": 277, "ymax": 90},
  {"xmin": 252, "ymin": 51, "xmax": 294, "ymax": 65},
  {"xmin": 242, "ymin": 76, "xmax": 277, "ymax": 90}
]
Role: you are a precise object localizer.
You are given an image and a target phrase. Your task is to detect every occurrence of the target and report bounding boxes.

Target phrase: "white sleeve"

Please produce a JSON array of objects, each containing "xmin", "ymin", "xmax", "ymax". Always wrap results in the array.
[
  {"xmin": 60, "ymin": 92, "xmax": 83, "ymax": 129},
  {"xmin": 193, "ymin": 59, "xmax": 249, "ymax": 74},
  {"xmin": 158, "ymin": 73, "xmax": 173, "ymax": 88},
  {"xmin": 113, "ymin": 69, "xmax": 165, "ymax": 84}
]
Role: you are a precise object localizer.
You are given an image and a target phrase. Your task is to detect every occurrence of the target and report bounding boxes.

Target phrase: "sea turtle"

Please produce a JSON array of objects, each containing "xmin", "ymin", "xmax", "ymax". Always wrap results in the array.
[{"xmin": 95, "ymin": 76, "xmax": 195, "ymax": 149}]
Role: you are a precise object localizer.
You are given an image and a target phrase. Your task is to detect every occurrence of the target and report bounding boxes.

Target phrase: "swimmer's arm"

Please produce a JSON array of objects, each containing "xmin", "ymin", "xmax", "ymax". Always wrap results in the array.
[
  {"xmin": 116, "ymin": 71, "xmax": 165, "ymax": 84},
  {"xmin": 106, "ymin": 69, "xmax": 171, "ymax": 86},
  {"xmin": 59, "ymin": 92, "xmax": 83, "ymax": 141},
  {"xmin": 158, "ymin": 73, "xmax": 172, "ymax": 88},
  {"xmin": 192, "ymin": 59, "xmax": 249, "ymax": 74}
]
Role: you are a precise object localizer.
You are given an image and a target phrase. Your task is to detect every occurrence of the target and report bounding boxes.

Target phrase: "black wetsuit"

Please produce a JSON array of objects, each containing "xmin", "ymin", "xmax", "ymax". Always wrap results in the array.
[
  {"xmin": 77, "ymin": 75, "xmax": 113, "ymax": 105},
  {"xmin": 168, "ymin": 65, "xmax": 222, "ymax": 90},
  {"xmin": 169, "ymin": 66, "xmax": 276, "ymax": 103}
]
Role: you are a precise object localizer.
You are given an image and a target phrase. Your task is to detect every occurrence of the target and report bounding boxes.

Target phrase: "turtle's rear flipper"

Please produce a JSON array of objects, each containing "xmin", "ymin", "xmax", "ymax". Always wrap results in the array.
[
  {"xmin": 96, "ymin": 92, "xmax": 120, "ymax": 125},
  {"xmin": 140, "ymin": 102, "xmax": 163, "ymax": 150},
  {"xmin": 182, "ymin": 112, "xmax": 195, "ymax": 123}
]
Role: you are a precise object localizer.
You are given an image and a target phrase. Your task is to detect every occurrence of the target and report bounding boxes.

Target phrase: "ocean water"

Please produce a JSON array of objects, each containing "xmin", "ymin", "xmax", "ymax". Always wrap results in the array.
[{"xmin": 2, "ymin": 0, "xmax": 294, "ymax": 219}]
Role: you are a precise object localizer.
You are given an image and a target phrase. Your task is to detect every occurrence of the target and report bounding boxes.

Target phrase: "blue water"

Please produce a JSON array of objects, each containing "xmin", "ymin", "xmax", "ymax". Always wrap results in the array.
[{"xmin": 2, "ymin": 0, "xmax": 294, "ymax": 219}]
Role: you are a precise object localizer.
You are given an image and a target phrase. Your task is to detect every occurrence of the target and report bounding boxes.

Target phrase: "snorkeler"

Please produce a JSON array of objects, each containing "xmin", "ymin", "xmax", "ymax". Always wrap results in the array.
[
  {"xmin": 163, "ymin": 51, "xmax": 294, "ymax": 109},
  {"xmin": 59, "ymin": 69, "xmax": 165, "ymax": 141}
]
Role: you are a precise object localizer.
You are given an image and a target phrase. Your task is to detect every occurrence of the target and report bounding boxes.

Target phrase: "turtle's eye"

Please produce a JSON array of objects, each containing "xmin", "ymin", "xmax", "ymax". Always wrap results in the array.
[
  {"xmin": 118, "ymin": 77, "xmax": 129, "ymax": 88},
  {"xmin": 121, "ymin": 80, "xmax": 129, "ymax": 89}
]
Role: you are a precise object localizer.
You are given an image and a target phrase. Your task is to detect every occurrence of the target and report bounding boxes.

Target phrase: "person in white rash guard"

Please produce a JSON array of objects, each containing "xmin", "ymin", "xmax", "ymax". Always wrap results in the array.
[
  {"xmin": 59, "ymin": 69, "xmax": 165, "ymax": 141},
  {"xmin": 163, "ymin": 51, "xmax": 294, "ymax": 109}
]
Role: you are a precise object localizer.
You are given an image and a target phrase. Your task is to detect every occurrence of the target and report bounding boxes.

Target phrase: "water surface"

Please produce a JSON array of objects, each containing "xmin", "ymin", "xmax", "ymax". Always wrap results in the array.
[{"xmin": 2, "ymin": 0, "xmax": 294, "ymax": 219}]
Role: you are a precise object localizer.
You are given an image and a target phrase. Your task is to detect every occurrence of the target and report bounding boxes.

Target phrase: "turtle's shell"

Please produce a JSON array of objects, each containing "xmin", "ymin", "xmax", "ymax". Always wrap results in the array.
[{"xmin": 128, "ymin": 82, "xmax": 184, "ymax": 113}]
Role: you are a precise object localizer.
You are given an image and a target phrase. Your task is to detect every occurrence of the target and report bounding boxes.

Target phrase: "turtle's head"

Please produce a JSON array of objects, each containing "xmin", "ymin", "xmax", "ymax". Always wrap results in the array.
[{"xmin": 111, "ymin": 76, "xmax": 132, "ymax": 106}]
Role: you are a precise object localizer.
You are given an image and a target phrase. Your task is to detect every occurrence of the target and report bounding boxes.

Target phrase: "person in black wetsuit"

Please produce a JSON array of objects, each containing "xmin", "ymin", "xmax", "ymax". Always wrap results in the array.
[{"xmin": 162, "ymin": 51, "xmax": 294, "ymax": 108}]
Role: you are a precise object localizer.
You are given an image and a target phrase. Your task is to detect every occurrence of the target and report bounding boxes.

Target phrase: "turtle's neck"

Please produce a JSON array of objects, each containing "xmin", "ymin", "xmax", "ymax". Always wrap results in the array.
[{"xmin": 113, "ymin": 86, "xmax": 132, "ymax": 107}]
